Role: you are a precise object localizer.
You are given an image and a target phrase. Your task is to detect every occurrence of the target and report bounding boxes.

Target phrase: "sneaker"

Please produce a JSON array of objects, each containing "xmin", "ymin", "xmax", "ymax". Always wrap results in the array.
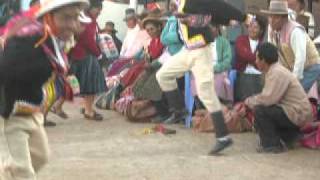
[{"xmin": 208, "ymin": 138, "xmax": 233, "ymax": 155}]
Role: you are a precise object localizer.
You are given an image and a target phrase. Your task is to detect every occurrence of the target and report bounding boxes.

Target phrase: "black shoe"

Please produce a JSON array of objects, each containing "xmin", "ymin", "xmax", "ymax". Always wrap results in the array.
[
  {"xmin": 208, "ymin": 138, "xmax": 233, "ymax": 155},
  {"xmin": 44, "ymin": 120, "xmax": 56, "ymax": 127},
  {"xmin": 164, "ymin": 110, "xmax": 188, "ymax": 124},
  {"xmin": 256, "ymin": 145, "xmax": 287, "ymax": 154},
  {"xmin": 282, "ymin": 134, "xmax": 303, "ymax": 150},
  {"xmin": 151, "ymin": 114, "xmax": 170, "ymax": 123}
]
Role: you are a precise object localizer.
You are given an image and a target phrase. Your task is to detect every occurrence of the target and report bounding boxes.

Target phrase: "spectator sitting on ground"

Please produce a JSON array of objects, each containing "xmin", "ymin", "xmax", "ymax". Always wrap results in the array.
[
  {"xmin": 244, "ymin": 42, "xmax": 313, "ymax": 153},
  {"xmin": 234, "ymin": 15, "xmax": 267, "ymax": 102}
]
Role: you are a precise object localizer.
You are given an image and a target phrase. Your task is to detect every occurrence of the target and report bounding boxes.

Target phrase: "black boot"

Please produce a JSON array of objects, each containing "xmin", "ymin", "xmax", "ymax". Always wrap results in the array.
[
  {"xmin": 208, "ymin": 111, "xmax": 233, "ymax": 155},
  {"xmin": 151, "ymin": 100, "xmax": 171, "ymax": 123},
  {"xmin": 163, "ymin": 89, "xmax": 188, "ymax": 124}
]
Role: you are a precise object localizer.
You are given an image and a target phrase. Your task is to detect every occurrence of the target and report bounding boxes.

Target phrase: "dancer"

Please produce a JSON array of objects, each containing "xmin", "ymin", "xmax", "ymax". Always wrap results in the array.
[
  {"xmin": 0, "ymin": 0, "xmax": 89, "ymax": 179},
  {"xmin": 156, "ymin": 0, "xmax": 253, "ymax": 155}
]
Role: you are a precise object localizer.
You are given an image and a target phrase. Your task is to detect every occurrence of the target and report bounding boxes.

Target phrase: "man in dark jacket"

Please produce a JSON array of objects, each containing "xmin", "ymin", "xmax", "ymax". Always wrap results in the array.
[{"xmin": 103, "ymin": 21, "xmax": 122, "ymax": 52}]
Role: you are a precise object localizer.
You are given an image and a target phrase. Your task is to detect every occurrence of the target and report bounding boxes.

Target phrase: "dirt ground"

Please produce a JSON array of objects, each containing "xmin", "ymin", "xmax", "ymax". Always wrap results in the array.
[{"xmin": 36, "ymin": 102, "xmax": 320, "ymax": 180}]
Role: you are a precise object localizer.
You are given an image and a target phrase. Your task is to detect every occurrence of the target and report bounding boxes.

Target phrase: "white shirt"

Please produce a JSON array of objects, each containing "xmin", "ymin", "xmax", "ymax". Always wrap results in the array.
[
  {"xmin": 291, "ymin": 27, "xmax": 307, "ymax": 79},
  {"xmin": 210, "ymin": 41, "xmax": 218, "ymax": 66},
  {"xmin": 245, "ymin": 38, "xmax": 261, "ymax": 74},
  {"xmin": 120, "ymin": 25, "xmax": 150, "ymax": 58},
  {"xmin": 299, "ymin": 11, "xmax": 315, "ymax": 39},
  {"xmin": 314, "ymin": 35, "xmax": 320, "ymax": 44}
]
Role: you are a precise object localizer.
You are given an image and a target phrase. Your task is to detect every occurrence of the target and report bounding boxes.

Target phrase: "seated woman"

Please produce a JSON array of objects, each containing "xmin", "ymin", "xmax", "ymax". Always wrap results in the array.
[
  {"xmin": 211, "ymin": 23, "xmax": 233, "ymax": 103},
  {"xmin": 132, "ymin": 14, "xmax": 170, "ymax": 123},
  {"xmin": 234, "ymin": 15, "xmax": 267, "ymax": 102}
]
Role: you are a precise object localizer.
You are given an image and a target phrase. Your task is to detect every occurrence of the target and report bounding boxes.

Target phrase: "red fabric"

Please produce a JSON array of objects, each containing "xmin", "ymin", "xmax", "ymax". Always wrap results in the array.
[
  {"xmin": 148, "ymin": 37, "xmax": 164, "ymax": 60},
  {"xmin": 234, "ymin": 35, "xmax": 262, "ymax": 72},
  {"xmin": 0, "ymin": 5, "xmax": 39, "ymax": 36},
  {"xmin": 71, "ymin": 18, "xmax": 101, "ymax": 60},
  {"xmin": 300, "ymin": 122, "xmax": 320, "ymax": 149},
  {"xmin": 146, "ymin": 3, "xmax": 161, "ymax": 11},
  {"xmin": 121, "ymin": 62, "xmax": 145, "ymax": 87},
  {"xmin": 106, "ymin": 58, "xmax": 131, "ymax": 77}
]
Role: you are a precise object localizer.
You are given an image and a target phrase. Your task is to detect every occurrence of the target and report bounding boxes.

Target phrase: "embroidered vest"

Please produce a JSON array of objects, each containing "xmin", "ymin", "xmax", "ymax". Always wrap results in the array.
[
  {"xmin": 270, "ymin": 20, "xmax": 320, "ymax": 71},
  {"xmin": 177, "ymin": 0, "xmax": 208, "ymax": 49}
]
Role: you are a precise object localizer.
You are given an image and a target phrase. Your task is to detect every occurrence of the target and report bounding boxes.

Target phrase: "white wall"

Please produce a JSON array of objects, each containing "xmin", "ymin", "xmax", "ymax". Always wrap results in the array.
[
  {"xmin": 97, "ymin": 1, "xmax": 145, "ymax": 41},
  {"xmin": 20, "ymin": 0, "xmax": 31, "ymax": 10}
]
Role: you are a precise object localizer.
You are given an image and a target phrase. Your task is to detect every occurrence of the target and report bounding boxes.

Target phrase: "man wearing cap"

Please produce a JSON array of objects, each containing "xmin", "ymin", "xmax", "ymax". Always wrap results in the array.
[
  {"xmin": 103, "ymin": 21, "xmax": 122, "ymax": 53},
  {"xmin": 0, "ymin": 0, "xmax": 89, "ymax": 179},
  {"xmin": 120, "ymin": 8, "xmax": 150, "ymax": 59},
  {"xmin": 156, "ymin": 0, "xmax": 253, "ymax": 155},
  {"xmin": 262, "ymin": 0, "xmax": 320, "ymax": 92}
]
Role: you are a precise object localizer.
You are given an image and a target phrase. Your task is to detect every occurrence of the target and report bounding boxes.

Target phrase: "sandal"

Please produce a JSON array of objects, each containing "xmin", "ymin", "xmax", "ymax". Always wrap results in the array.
[
  {"xmin": 51, "ymin": 107, "xmax": 69, "ymax": 119},
  {"xmin": 84, "ymin": 111, "xmax": 103, "ymax": 121}
]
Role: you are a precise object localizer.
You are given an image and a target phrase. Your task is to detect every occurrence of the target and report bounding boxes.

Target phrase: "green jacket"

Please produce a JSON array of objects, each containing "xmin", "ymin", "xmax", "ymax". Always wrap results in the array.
[{"xmin": 214, "ymin": 36, "xmax": 232, "ymax": 73}]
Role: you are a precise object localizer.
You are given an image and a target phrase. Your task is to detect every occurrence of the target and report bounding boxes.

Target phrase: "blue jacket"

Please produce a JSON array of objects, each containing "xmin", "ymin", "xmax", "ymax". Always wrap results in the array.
[{"xmin": 160, "ymin": 16, "xmax": 183, "ymax": 56}]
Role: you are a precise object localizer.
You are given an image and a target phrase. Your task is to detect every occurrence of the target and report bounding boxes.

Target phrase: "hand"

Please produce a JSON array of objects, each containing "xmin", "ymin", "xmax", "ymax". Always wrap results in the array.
[{"xmin": 234, "ymin": 102, "xmax": 247, "ymax": 117}]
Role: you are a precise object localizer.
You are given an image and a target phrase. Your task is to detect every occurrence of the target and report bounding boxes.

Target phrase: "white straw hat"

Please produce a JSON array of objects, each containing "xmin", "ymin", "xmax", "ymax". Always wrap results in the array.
[
  {"xmin": 260, "ymin": 0, "xmax": 289, "ymax": 15},
  {"xmin": 36, "ymin": 0, "xmax": 90, "ymax": 18}
]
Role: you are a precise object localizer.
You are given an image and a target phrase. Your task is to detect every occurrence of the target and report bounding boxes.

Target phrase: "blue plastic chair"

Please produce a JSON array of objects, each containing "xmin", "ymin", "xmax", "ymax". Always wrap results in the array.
[{"xmin": 184, "ymin": 72, "xmax": 194, "ymax": 128}]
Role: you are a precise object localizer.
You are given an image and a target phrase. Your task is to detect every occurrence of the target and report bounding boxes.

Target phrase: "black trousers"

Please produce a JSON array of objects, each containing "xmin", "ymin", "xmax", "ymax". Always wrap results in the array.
[{"xmin": 254, "ymin": 105, "xmax": 300, "ymax": 148}]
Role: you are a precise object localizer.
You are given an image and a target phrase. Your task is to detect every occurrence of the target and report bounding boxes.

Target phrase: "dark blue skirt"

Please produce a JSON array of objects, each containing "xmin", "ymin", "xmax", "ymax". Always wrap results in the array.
[{"xmin": 70, "ymin": 55, "xmax": 106, "ymax": 95}]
